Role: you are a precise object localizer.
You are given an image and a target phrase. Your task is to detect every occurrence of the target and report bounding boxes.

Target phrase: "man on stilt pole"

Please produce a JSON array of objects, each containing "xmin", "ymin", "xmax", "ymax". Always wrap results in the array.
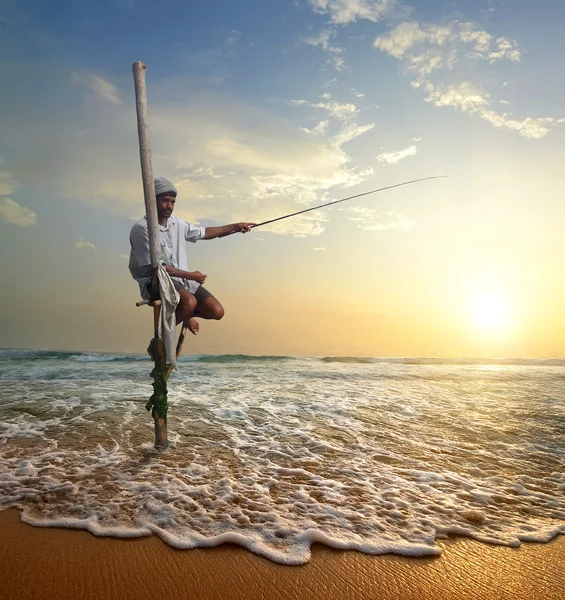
[{"xmin": 131, "ymin": 61, "xmax": 254, "ymax": 449}]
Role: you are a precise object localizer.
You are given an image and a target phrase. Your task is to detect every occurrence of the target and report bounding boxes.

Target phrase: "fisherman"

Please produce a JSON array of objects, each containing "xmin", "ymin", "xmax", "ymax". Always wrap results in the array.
[{"xmin": 129, "ymin": 177, "xmax": 255, "ymax": 354}]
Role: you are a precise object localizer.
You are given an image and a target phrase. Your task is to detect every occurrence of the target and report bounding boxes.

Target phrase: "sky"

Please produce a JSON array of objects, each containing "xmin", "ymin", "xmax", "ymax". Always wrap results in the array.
[{"xmin": 1, "ymin": 0, "xmax": 564, "ymax": 357}]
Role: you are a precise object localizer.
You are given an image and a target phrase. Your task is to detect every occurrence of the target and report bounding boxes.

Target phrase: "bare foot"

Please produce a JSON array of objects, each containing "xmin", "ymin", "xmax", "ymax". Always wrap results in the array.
[
  {"xmin": 187, "ymin": 317, "xmax": 200, "ymax": 335},
  {"xmin": 147, "ymin": 337, "xmax": 156, "ymax": 359}
]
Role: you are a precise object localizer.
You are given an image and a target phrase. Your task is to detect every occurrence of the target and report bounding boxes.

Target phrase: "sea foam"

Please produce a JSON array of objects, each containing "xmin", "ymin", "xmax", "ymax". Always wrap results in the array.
[{"xmin": 1, "ymin": 352, "xmax": 564, "ymax": 564}]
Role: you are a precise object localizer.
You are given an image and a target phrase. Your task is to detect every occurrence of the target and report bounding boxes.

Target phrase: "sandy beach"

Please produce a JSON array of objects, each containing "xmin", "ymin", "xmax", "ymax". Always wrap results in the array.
[{"xmin": 1, "ymin": 510, "xmax": 563, "ymax": 600}]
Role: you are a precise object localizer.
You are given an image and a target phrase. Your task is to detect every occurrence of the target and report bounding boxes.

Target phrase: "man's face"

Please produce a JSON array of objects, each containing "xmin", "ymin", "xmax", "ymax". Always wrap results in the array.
[{"xmin": 157, "ymin": 194, "xmax": 176, "ymax": 219}]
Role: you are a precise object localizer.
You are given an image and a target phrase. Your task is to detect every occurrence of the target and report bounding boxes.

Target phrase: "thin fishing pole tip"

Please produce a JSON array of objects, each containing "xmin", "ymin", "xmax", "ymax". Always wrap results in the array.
[{"xmin": 223, "ymin": 175, "xmax": 449, "ymax": 237}]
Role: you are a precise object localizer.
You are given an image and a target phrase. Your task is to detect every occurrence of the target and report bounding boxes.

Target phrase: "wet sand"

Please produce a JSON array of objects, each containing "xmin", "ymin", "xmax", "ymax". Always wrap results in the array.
[{"xmin": 1, "ymin": 509, "xmax": 563, "ymax": 600}]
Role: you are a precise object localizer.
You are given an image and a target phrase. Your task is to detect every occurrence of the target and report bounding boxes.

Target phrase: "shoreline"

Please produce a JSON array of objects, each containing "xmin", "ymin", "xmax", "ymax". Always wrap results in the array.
[{"xmin": 1, "ymin": 509, "xmax": 564, "ymax": 600}]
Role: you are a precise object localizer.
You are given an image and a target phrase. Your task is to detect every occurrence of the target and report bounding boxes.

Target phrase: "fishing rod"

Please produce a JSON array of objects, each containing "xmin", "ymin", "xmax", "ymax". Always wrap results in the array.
[{"xmin": 219, "ymin": 175, "xmax": 448, "ymax": 237}]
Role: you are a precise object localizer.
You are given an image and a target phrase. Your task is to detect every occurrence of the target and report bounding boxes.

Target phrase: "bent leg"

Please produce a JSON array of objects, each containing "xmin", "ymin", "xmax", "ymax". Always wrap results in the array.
[
  {"xmin": 195, "ymin": 296, "xmax": 225, "ymax": 320},
  {"xmin": 193, "ymin": 286, "xmax": 224, "ymax": 321},
  {"xmin": 176, "ymin": 288, "xmax": 197, "ymax": 323},
  {"xmin": 176, "ymin": 288, "xmax": 200, "ymax": 334}
]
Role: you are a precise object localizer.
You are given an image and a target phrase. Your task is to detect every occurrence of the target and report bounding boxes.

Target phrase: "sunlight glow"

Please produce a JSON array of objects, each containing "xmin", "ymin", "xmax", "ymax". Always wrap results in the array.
[{"xmin": 472, "ymin": 290, "xmax": 511, "ymax": 333}]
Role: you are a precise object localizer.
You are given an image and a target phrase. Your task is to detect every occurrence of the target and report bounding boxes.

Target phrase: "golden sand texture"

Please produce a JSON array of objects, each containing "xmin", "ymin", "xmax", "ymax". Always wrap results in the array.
[{"xmin": 1, "ymin": 509, "xmax": 563, "ymax": 600}]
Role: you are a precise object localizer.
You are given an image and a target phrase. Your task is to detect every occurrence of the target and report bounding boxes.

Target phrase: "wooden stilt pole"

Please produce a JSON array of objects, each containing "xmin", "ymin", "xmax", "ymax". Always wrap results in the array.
[
  {"xmin": 133, "ymin": 61, "xmax": 168, "ymax": 449},
  {"xmin": 150, "ymin": 303, "xmax": 168, "ymax": 448}
]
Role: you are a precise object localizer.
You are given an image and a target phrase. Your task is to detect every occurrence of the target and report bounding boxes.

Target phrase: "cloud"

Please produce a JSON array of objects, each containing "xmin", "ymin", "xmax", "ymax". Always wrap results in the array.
[
  {"xmin": 153, "ymin": 96, "xmax": 375, "ymax": 233},
  {"xmin": 351, "ymin": 89, "xmax": 365, "ymax": 97},
  {"xmin": 1, "ymin": 61, "xmax": 377, "ymax": 238},
  {"xmin": 70, "ymin": 71, "xmax": 122, "ymax": 104},
  {"xmin": 374, "ymin": 20, "xmax": 521, "ymax": 84},
  {"xmin": 376, "ymin": 144, "xmax": 417, "ymax": 164},
  {"xmin": 342, "ymin": 206, "xmax": 414, "ymax": 230},
  {"xmin": 305, "ymin": 29, "xmax": 344, "ymax": 53},
  {"xmin": 291, "ymin": 97, "xmax": 376, "ymax": 152},
  {"xmin": 0, "ymin": 158, "xmax": 18, "ymax": 195},
  {"xmin": 0, "ymin": 198, "xmax": 37, "ymax": 226},
  {"xmin": 424, "ymin": 82, "xmax": 490, "ymax": 111},
  {"xmin": 304, "ymin": 28, "xmax": 348, "ymax": 71},
  {"xmin": 424, "ymin": 82, "xmax": 565, "ymax": 138},
  {"xmin": 478, "ymin": 111, "xmax": 565, "ymax": 139},
  {"xmin": 334, "ymin": 122, "xmax": 375, "ymax": 146},
  {"xmin": 75, "ymin": 237, "xmax": 97, "ymax": 250},
  {"xmin": 313, "ymin": 245, "xmax": 327, "ymax": 251},
  {"xmin": 368, "ymin": 210, "xmax": 415, "ymax": 231},
  {"xmin": 374, "ymin": 20, "xmax": 563, "ymax": 137},
  {"xmin": 301, "ymin": 119, "xmax": 330, "ymax": 135},
  {"xmin": 330, "ymin": 55, "xmax": 347, "ymax": 71},
  {"xmin": 308, "ymin": 0, "xmax": 407, "ymax": 25},
  {"xmin": 292, "ymin": 99, "xmax": 359, "ymax": 121},
  {"xmin": 94, "ymin": 94, "xmax": 373, "ymax": 236}
]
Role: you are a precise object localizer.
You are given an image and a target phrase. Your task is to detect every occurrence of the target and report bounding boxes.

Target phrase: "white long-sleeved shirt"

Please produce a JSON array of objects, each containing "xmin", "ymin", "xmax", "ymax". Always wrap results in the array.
[{"xmin": 129, "ymin": 215, "xmax": 205, "ymax": 300}]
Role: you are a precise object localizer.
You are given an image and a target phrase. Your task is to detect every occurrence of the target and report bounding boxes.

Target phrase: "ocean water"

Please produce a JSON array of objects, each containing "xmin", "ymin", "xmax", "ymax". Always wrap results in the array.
[{"xmin": 0, "ymin": 349, "xmax": 564, "ymax": 565}]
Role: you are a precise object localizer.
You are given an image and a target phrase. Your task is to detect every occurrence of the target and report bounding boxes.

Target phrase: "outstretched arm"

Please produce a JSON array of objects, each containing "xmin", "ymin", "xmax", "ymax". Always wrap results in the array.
[{"xmin": 203, "ymin": 222, "xmax": 256, "ymax": 240}]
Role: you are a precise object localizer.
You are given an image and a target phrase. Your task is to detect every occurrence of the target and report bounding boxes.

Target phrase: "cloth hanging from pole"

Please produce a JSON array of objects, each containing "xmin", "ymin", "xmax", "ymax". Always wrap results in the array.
[{"xmin": 157, "ymin": 264, "xmax": 180, "ymax": 369}]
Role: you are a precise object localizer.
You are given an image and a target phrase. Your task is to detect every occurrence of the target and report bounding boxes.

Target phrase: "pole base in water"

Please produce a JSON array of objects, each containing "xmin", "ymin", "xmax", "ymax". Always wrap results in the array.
[{"xmin": 154, "ymin": 418, "xmax": 168, "ymax": 449}]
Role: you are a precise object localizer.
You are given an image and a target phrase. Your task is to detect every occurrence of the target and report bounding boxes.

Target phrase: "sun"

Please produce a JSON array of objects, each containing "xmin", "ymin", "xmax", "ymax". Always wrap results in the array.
[{"xmin": 471, "ymin": 290, "xmax": 510, "ymax": 333}]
